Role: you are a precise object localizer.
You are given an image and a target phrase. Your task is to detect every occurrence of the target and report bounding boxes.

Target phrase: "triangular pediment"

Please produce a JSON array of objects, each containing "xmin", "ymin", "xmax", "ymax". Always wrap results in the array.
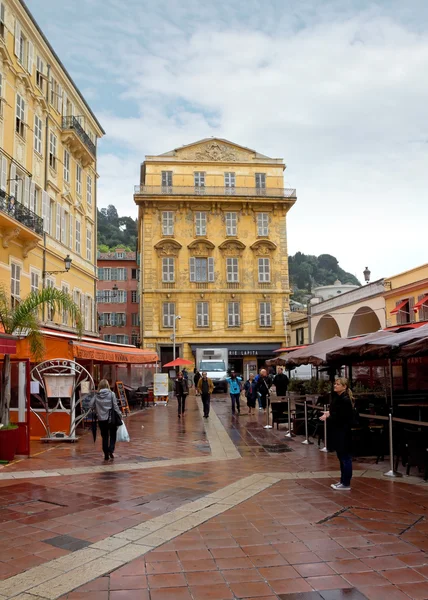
[{"xmin": 159, "ymin": 138, "xmax": 272, "ymax": 162}]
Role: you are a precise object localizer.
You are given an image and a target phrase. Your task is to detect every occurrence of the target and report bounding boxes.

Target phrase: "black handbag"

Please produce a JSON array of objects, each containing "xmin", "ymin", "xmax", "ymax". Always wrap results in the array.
[{"xmin": 109, "ymin": 392, "xmax": 123, "ymax": 427}]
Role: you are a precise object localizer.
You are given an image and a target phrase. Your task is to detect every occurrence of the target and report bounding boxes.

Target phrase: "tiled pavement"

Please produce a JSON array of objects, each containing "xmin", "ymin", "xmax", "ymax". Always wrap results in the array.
[{"xmin": 1, "ymin": 394, "xmax": 428, "ymax": 599}]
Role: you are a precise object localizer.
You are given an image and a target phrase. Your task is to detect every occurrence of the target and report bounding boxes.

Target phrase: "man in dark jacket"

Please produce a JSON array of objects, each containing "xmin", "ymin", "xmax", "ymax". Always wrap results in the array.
[
  {"xmin": 273, "ymin": 368, "xmax": 289, "ymax": 398},
  {"xmin": 256, "ymin": 369, "xmax": 271, "ymax": 412},
  {"xmin": 197, "ymin": 371, "xmax": 214, "ymax": 418},
  {"xmin": 174, "ymin": 371, "xmax": 189, "ymax": 418}
]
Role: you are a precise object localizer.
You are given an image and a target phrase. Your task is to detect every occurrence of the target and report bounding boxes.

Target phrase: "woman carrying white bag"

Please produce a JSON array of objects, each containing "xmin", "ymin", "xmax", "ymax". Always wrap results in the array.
[{"xmin": 117, "ymin": 422, "xmax": 130, "ymax": 442}]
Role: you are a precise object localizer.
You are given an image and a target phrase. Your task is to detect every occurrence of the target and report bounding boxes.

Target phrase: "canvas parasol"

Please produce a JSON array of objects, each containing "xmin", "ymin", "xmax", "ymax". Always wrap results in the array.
[
  {"xmin": 279, "ymin": 336, "xmax": 356, "ymax": 367},
  {"xmin": 325, "ymin": 330, "xmax": 395, "ymax": 363},
  {"xmin": 163, "ymin": 358, "xmax": 194, "ymax": 368}
]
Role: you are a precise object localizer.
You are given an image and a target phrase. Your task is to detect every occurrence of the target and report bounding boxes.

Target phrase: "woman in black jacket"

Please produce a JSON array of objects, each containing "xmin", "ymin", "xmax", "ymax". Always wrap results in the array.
[{"xmin": 320, "ymin": 377, "xmax": 354, "ymax": 491}]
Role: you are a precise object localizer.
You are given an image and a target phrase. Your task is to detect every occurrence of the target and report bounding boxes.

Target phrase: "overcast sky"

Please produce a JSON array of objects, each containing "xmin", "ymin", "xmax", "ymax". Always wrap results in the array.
[{"xmin": 28, "ymin": 0, "xmax": 428, "ymax": 283}]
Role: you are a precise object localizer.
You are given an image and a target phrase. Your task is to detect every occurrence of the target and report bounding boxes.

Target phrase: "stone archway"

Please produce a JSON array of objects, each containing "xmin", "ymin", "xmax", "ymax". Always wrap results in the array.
[
  {"xmin": 313, "ymin": 315, "xmax": 340, "ymax": 342},
  {"xmin": 348, "ymin": 306, "xmax": 382, "ymax": 337}
]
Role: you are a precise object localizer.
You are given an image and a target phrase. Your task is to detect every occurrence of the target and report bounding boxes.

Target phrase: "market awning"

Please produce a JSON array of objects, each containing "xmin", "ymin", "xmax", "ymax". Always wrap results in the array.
[
  {"xmin": 71, "ymin": 341, "xmax": 158, "ymax": 364},
  {"xmin": 273, "ymin": 345, "xmax": 308, "ymax": 354},
  {"xmin": 413, "ymin": 295, "xmax": 428, "ymax": 313},
  {"xmin": 390, "ymin": 299, "xmax": 408, "ymax": 315},
  {"xmin": 279, "ymin": 336, "xmax": 357, "ymax": 367}
]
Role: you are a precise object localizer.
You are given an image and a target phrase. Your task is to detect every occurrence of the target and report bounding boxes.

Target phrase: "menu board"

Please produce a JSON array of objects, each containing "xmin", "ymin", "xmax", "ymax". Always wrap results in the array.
[
  {"xmin": 44, "ymin": 374, "xmax": 75, "ymax": 399},
  {"xmin": 115, "ymin": 381, "xmax": 129, "ymax": 413},
  {"xmin": 154, "ymin": 373, "xmax": 168, "ymax": 397}
]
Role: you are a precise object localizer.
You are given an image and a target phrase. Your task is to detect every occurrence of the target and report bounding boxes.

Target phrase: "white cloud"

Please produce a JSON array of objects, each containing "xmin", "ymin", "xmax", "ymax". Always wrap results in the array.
[{"xmin": 28, "ymin": 0, "xmax": 428, "ymax": 281}]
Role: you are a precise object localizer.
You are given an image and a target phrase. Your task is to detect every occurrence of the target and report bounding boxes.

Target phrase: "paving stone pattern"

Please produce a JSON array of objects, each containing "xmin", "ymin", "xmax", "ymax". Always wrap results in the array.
[{"xmin": 1, "ymin": 394, "xmax": 428, "ymax": 599}]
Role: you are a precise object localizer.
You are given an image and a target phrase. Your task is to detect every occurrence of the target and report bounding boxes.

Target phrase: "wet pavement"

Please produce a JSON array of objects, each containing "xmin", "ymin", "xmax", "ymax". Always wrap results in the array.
[{"xmin": 0, "ymin": 392, "xmax": 428, "ymax": 599}]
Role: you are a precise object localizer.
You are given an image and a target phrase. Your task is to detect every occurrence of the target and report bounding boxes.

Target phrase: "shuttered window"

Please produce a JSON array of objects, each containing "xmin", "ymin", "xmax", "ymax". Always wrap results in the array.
[
  {"xmin": 226, "ymin": 258, "xmax": 239, "ymax": 282},
  {"xmin": 162, "ymin": 257, "xmax": 175, "ymax": 282},
  {"xmin": 161, "ymin": 171, "xmax": 173, "ymax": 192},
  {"xmin": 11, "ymin": 263, "xmax": 21, "ymax": 297},
  {"xmin": 163, "ymin": 302, "xmax": 175, "ymax": 328},
  {"xmin": 75, "ymin": 218, "xmax": 81, "ymax": 254},
  {"xmin": 195, "ymin": 211, "xmax": 207, "ymax": 236},
  {"xmin": 225, "ymin": 212, "xmax": 237, "ymax": 236},
  {"xmin": 224, "ymin": 172, "xmax": 235, "ymax": 194},
  {"xmin": 162, "ymin": 211, "xmax": 174, "ymax": 235},
  {"xmin": 30, "ymin": 270, "xmax": 39, "ymax": 293},
  {"xmin": 189, "ymin": 257, "xmax": 214, "ymax": 282},
  {"xmin": 228, "ymin": 302, "xmax": 240, "ymax": 327},
  {"xmin": 196, "ymin": 302, "xmax": 209, "ymax": 327},
  {"xmin": 16, "ymin": 94, "xmax": 25, "ymax": 137},
  {"xmin": 257, "ymin": 213, "xmax": 269, "ymax": 236},
  {"xmin": 63, "ymin": 150, "xmax": 70, "ymax": 183},
  {"xmin": 259, "ymin": 302, "xmax": 272, "ymax": 327},
  {"xmin": 34, "ymin": 115, "xmax": 43, "ymax": 154},
  {"xmin": 258, "ymin": 258, "xmax": 270, "ymax": 283},
  {"xmin": 255, "ymin": 173, "xmax": 266, "ymax": 194},
  {"xmin": 86, "ymin": 175, "xmax": 92, "ymax": 207}
]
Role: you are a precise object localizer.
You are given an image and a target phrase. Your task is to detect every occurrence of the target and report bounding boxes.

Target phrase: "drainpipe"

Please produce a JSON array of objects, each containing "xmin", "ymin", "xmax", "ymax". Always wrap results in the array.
[{"xmin": 42, "ymin": 65, "xmax": 51, "ymax": 323}]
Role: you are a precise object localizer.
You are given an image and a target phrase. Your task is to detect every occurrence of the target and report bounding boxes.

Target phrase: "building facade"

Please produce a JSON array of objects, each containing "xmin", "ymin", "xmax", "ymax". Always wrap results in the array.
[
  {"xmin": 0, "ymin": 0, "xmax": 104, "ymax": 334},
  {"xmin": 384, "ymin": 264, "xmax": 428, "ymax": 327},
  {"xmin": 289, "ymin": 311, "xmax": 309, "ymax": 347},
  {"xmin": 134, "ymin": 138, "xmax": 297, "ymax": 372},
  {"xmin": 97, "ymin": 250, "xmax": 140, "ymax": 346}
]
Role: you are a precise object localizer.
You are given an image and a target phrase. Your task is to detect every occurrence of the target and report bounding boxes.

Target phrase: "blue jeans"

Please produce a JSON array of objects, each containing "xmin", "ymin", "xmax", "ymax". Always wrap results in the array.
[
  {"xmin": 230, "ymin": 393, "xmax": 241, "ymax": 413},
  {"xmin": 337, "ymin": 451, "xmax": 352, "ymax": 486}
]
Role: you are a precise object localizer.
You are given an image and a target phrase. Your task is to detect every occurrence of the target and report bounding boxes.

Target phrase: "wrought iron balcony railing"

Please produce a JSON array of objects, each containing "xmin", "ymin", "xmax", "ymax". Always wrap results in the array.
[
  {"xmin": 0, "ymin": 190, "xmax": 43, "ymax": 236},
  {"xmin": 62, "ymin": 116, "xmax": 96, "ymax": 157},
  {"xmin": 134, "ymin": 185, "xmax": 297, "ymax": 198}
]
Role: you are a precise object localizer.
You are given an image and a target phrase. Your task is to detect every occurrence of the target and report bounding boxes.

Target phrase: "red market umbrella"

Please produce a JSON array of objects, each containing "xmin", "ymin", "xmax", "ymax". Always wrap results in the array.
[{"xmin": 163, "ymin": 358, "xmax": 194, "ymax": 368}]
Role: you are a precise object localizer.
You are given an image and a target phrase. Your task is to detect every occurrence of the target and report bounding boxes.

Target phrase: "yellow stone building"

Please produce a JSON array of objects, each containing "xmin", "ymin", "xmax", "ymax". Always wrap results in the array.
[
  {"xmin": 0, "ymin": 0, "xmax": 104, "ymax": 333},
  {"xmin": 385, "ymin": 263, "xmax": 428, "ymax": 327},
  {"xmin": 134, "ymin": 138, "xmax": 297, "ymax": 373}
]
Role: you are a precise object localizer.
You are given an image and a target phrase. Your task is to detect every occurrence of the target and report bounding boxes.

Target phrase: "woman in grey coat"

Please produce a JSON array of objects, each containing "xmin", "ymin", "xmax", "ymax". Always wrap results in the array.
[{"xmin": 89, "ymin": 379, "xmax": 123, "ymax": 461}]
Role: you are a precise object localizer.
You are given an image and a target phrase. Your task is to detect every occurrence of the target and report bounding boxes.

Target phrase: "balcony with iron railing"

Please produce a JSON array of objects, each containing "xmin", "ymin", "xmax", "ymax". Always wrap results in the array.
[
  {"xmin": 0, "ymin": 190, "xmax": 43, "ymax": 238},
  {"xmin": 134, "ymin": 185, "xmax": 297, "ymax": 199},
  {"xmin": 61, "ymin": 116, "xmax": 96, "ymax": 166}
]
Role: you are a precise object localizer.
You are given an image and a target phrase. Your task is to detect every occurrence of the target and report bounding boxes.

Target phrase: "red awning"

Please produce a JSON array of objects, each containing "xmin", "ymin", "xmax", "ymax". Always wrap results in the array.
[
  {"xmin": 390, "ymin": 299, "xmax": 408, "ymax": 315},
  {"xmin": 413, "ymin": 295, "xmax": 428, "ymax": 313},
  {"xmin": 71, "ymin": 341, "xmax": 158, "ymax": 364},
  {"xmin": 273, "ymin": 345, "xmax": 308, "ymax": 354}
]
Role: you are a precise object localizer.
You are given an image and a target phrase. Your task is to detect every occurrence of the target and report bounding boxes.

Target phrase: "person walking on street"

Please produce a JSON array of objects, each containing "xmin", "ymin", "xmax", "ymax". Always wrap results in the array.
[
  {"xmin": 226, "ymin": 371, "xmax": 242, "ymax": 415},
  {"xmin": 320, "ymin": 377, "xmax": 354, "ymax": 491},
  {"xmin": 174, "ymin": 371, "xmax": 189, "ymax": 418},
  {"xmin": 89, "ymin": 379, "xmax": 123, "ymax": 461},
  {"xmin": 194, "ymin": 369, "xmax": 202, "ymax": 396},
  {"xmin": 197, "ymin": 371, "xmax": 213, "ymax": 418},
  {"xmin": 244, "ymin": 373, "xmax": 257, "ymax": 416},
  {"xmin": 256, "ymin": 369, "xmax": 272, "ymax": 413},
  {"xmin": 273, "ymin": 367, "xmax": 289, "ymax": 398},
  {"xmin": 254, "ymin": 369, "xmax": 263, "ymax": 410}
]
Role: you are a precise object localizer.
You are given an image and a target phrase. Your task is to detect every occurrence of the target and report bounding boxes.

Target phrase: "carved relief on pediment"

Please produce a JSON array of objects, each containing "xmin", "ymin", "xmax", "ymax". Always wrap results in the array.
[
  {"xmin": 218, "ymin": 240, "xmax": 246, "ymax": 257},
  {"xmin": 179, "ymin": 141, "xmax": 250, "ymax": 162},
  {"xmin": 187, "ymin": 239, "xmax": 215, "ymax": 257},
  {"xmin": 250, "ymin": 240, "xmax": 277, "ymax": 256},
  {"xmin": 154, "ymin": 239, "xmax": 182, "ymax": 257}
]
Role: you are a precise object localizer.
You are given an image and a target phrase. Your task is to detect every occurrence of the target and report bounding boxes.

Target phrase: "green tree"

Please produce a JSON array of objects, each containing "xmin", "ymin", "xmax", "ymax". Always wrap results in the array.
[{"xmin": 0, "ymin": 287, "xmax": 83, "ymax": 426}]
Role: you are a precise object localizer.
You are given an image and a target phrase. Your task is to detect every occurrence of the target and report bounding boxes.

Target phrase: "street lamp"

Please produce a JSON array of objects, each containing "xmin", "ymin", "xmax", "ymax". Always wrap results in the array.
[
  {"xmin": 363, "ymin": 266, "xmax": 371, "ymax": 285},
  {"xmin": 43, "ymin": 254, "xmax": 72, "ymax": 278},
  {"xmin": 172, "ymin": 315, "xmax": 181, "ymax": 360}
]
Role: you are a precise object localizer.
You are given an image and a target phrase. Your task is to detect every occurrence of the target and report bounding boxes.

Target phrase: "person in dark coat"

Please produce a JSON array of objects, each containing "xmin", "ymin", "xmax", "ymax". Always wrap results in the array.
[
  {"xmin": 194, "ymin": 369, "xmax": 202, "ymax": 396},
  {"xmin": 197, "ymin": 371, "xmax": 213, "ymax": 418},
  {"xmin": 256, "ymin": 369, "xmax": 271, "ymax": 412},
  {"xmin": 320, "ymin": 377, "xmax": 354, "ymax": 491},
  {"xmin": 273, "ymin": 368, "xmax": 289, "ymax": 398},
  {"xmin": 174, "ymin": 371, "xmax": 189, "ymax": 418},
  {"xmin": 244, "ymin": 373, "xmax": 257, "ymax": 416},
  {"xmin": 89, "ymin": 379, "xmax": 122, "ymax": 461}
]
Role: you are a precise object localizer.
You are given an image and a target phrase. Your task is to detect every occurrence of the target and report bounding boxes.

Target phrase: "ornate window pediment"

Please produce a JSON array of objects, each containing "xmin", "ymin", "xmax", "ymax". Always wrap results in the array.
[
  {"xmin": 218, "ymin": 240, "xmax": 245, "ymax": 257},
  {"xmin": 154, "ymin": 239, "xmax": 182, "ymax": 257},
  {"xmin": 250, "ymin": 240, "xmax": 277, "ymax": 256},
  {"xmin": 187, "ymin": 239, "xmax": 215, "ymax": 257}
]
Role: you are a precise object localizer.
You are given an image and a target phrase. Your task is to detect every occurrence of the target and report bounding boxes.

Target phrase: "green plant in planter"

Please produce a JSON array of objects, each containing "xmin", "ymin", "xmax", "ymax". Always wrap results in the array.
[
  {"xmin": 288, "ymin": 378, "xmax": 305, "ymax": 393},
  {"xmin": 317, "ymin": 379, "xmax": 331, "ymax": 395},
  {"xmin": 303, "ymin": 377, "xmax": 319, "ymax": 395},
  {"xmin": 0, "ymin": 286, "xmax": 82, "ymax": 426}
]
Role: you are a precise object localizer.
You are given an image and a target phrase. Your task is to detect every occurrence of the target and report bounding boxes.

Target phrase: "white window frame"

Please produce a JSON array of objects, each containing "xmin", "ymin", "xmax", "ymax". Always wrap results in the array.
[
  {"xmin": 30, "ymin": 269, "xmax": 39, "ymax": 293},
  {"xmin": 224, "ymin": 172, "xmax": 235, "ymax": 194},
  {"xmin": 162, "ymin": 211, "xmax": 174, "ymax": 235},
  {"xmin": 63, "ymin": 150, "xmax": 70, "ymax": 183},
  {"xmin": 196, "ymin": 302, "xmax": 209, "ymax": 328},
  {"xmin": 195, "ymin": 211, "xmax": 207, "ymax": 236},
  {"xmin": 258, "ymin": 257, "xmax": 271, "ymax": 283},
  {"xmin": 49, "ymin": 132, "xmax": 57, "ymax": 170},
  {"xmin": 226, "ymin": 257, "xmax": 239, "ymax": 283},
  {"xmin": 225, "ymin": 212, "xmax": 237, "ymax": 236},
  {"xmin": 162, "ymin": 302, "xmax": 175, "ymax": 328},
  {"xmin": 34, "ymin": 115, "xmax": 42, "ymax": 154},
  {"xmin": 194, "ymin": 172, "xmax": 205, "ymax": 192},
  {"xmin": 55, "ymin": 203, "xmax": 61, "ymax": 240},
  {"xmin": 16, "ymin": 94, "xmax": 25, "ymax": 138},
  {"xmin": 11, "ymin": 263, "xmax": 21, "ymax": 298},
  {"xmin": 86, "ymin": 174, "xmax": 92, "ymax": 207},
  {"xmin": 162, "ymin": 257, "xmax": 175, "ymax": 282},
  {"xmin": 36, "ymin": 56, "xmax": 44, "ymax": 90},
  {"xmin": 228, "ymin": 302, "xmax": 240, "ymax": 327},
  {"xmin": 257, "ymin": 213, "xmax": 269, "ymax": 236},
  {"xmin": 86, "ymin": 224, "xmax": 92, "ymax": 261},
  {"xmin": 76, "ymin": 164, "xmax": 82, "ymax": 196},
  {"xmin": 75, "ymin": 218, "xmax": 81, "ymax": 254},
  {"xmin": 260, "ymin": 302, "xmax": 272, "ymax": 327},
  {"xmin": 117, "ymin": 267, "xmax": 127, "ymax": 281}
]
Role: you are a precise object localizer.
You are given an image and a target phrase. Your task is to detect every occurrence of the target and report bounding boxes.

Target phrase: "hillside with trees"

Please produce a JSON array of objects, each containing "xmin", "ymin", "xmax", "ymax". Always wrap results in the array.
[
  {"xmin": 97, "ymin": 205, "xmax": 138, "ymax": 252},
  {"xmin": 289, "ymin": 252, "xmax": 360, "ymax": 303}
]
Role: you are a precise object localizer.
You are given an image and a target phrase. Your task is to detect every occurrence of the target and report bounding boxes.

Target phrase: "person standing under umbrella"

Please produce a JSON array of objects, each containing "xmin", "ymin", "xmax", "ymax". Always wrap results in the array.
[
  {"xmin": 174, "ymin": 371, "xmax": 189, "ymax": 418},
  {"xmin": 89, "ymin": 379, "xmax": 123, "ymax": 461}
]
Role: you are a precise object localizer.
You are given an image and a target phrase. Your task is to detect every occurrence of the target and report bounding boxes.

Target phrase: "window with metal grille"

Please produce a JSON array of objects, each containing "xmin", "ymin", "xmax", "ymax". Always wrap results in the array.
[
  {"xmin": 195, "ymin": 211, "xmax": 207, "ymax": 236},
  {"xmin": 225, "ymin": 212, "xmax": 237, "ymax": 236},
  {"xmin": 259, "ymin": 302, "xmax": 272, "ymax": 327},
  {"xmin": 162, "ymin": 257, "xmax": 175, "ymax": 282},
  {"xmin": 34, "ymin": 115, "xmax": 43, "ymax": 154},
  {"xmin": 226, "ymin": 258, "xmax": 239, "ymax": 282},
  {"xmin": 16, "ymin": 94, "xmax": 25, "ymax": 137},
  {"xmin": 162, "ymin": 211, "xmax": 174, "ymax": 235},
  {"xmin": 131, "ymin": 290, "xmax": 139, "ymax": 303},
  {"xmin": 228, "ymin": 302, "xmax": 240, "ymax": 327},
  {"xmin": 49, "ymin": 132, "xmax": 57, "ymax": 169},
  {"xmin": 163, "ymin": 302, "xmax": 175, "ymax": 328},
  {"xmin": 196, "ymin": 302, "xmax": 209, "ymax": 327},
  {"xmin": 258, "ymin": 258, "xmax": 270, "ymax": 282},
  {"xmin": 257, "ymin": 213, "xmax": 269, "ymax": 236}
]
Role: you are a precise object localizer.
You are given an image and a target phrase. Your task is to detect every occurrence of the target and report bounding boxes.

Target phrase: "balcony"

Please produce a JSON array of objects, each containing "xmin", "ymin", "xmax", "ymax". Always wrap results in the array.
[
  {"xmin": 61, "ymin": 116, "xmax": 96, "ymax": 167},
  {"xmin": 134, "ymin": 185, "xmax": 297, "ymax": 199},
  {"xmin": 0, "ymin": 191, "xmax": 43, "ymax": 253}
]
